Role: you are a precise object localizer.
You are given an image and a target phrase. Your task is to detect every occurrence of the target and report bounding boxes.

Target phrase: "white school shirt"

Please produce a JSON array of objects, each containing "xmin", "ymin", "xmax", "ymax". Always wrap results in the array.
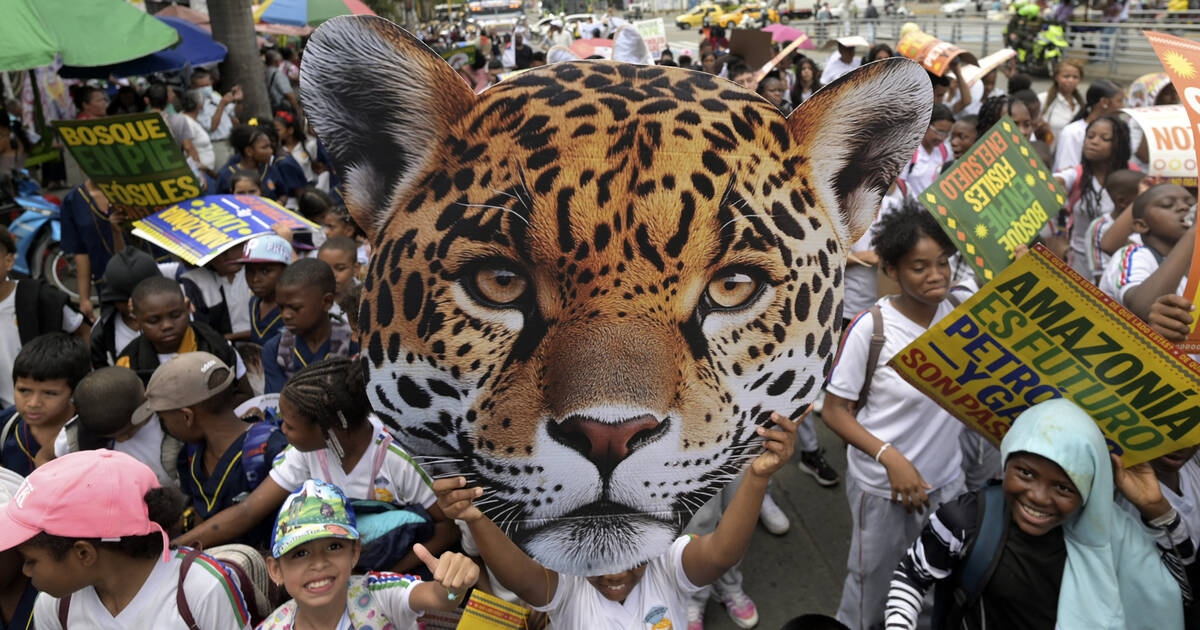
[
  {"xmin": 34, "ymin": 548, "xmax": 252, "ymax": 630},
  {"xmin": 183, "ymin": 115, "xmax": 214, "ymax": 170},
  {"xmin": 820, "ymin": 53, "xmax": 861, "ymax": 85},
  {"xmin": 53, "ymin": 416, "xmax": 173, "ymax": 486},
  {"xmin": 269, "ymin": 415, "xmax": 436, "ymax": 508},
  {"xmin": 533, "ymin": 536, "xmax": 703, "ymax": 629},
  {"xmin": 1161, "ymin": 457, "xmax": 1200, "ymax": 552},
  {"xmin": 901, "ymin": 142, "xmax": 951, "ymax": 197},
  {"xmin": 114, "ymin": 314, "xmax": 138, "ymax": 358},
  {"xmin": 1039, "ymin": 91, "xmax": 1081, "ymax": 140},
  {"xmin": 825, "ymin": 298, "xmax": 964, "ymax": 497},
  {"xmin": 1052, "ymin": 118, "xmax": 1087, "ymax": 173},
  {"xmin": 180, "ymin": 267, "xmax": 253, "ymax": 336},
  {"xmin": 0, "ymin": 289, "xmax": 84, "ymax": 408},
  {"xmin": 1098, "ymin": 243, "xmax": 1187, "ymax": 304},
  {"xmin": 844, "ymin": 196, "xmax": 900, "ymax": 318}
]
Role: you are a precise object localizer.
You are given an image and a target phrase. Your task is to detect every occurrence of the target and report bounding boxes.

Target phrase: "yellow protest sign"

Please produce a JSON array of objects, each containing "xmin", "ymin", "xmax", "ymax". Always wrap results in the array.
[{"xmin": 888, "ymin": 245, "xmax": 1200, "ymax": 466}]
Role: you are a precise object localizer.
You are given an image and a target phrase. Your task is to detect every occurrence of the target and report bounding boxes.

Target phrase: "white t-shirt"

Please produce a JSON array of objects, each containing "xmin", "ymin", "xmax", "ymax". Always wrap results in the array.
[
  {"xmin": 1052, "ymin": 118, "xmax": 1087, "ymax": 173},
  {"xmin": 0, "ymin": 288, "xmax": 85, "ymax": 408},
  {"xmin": 114, "ymin": 314, "xmax": 138, "ymax": 358},
  {"xmin": 180, "ymin": 267, "xmax": 252, "ymax": 336},
  {"xmin": 53, "ymin": 416, "xmax": 173, "ymax": 487},
  {"xmin": 183, "ymin": 115, "xmax": 214, "ymax": 171},
  {"xmin": 820, "ymin": 53, "xmax": 861, "ymax": 85},
  {"xmin": 270, "ymin": 416, "xmax": 436, "ymax": 508},
  {"xmin": 901, "ymin": 142, "xmax": 951, "ymax": 197},
  {"xmin": 951, "ymin": 81, "xmax": 986, "ymax": 116},
  {"xmin": 1084, "ymin": 214, "xmax": 1118, "ymax": 282},
  {"xmin": 1039, "ymin": 91, "xmax": 1080, "ymax": 140},
  {"xmin": 1161, "ymin": 457, "xmax": 1200, "ymax": 552},
  {"xmin": 1098, "ymin": 243, "xmax": 1187, "ymax": 304},
  {"xmin": 533, "ymin": 536, "xmax": 703, "ymax": 629},
  {"xmin": 825, "ymin": 298, "xmax": 964, "ymax": 497},
  {"xmin": 1056, "ymin": 164, "xmax": 1115, "ymax": 278},
  {"xmin": 34, "ymin": 548, "xmax": 252, "ymax": 630}
]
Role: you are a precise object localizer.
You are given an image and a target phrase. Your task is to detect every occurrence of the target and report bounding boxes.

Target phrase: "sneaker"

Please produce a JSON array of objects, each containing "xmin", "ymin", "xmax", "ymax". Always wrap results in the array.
[
  {"xmin": 759, "ymin": 492, "xmax": 790, "ymax": 535},
  {"xmin": 687, "ymin": 600, "xmax": 704, "ymax": 630},
  {"xmin": 799, "ymin": 448, "xmax": 840, "ymax": 487},
  {"xmin": 719, "ymin": 589, "xmax": 760, "ymax": 629}
]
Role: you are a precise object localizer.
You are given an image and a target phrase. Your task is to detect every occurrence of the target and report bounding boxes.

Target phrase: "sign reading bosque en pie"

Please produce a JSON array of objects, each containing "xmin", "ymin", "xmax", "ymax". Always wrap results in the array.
[
  {"xmin": 888, "ymin": 245, "xmax": 1200, "ymax": 467},
  {"xmin": 919, "ymin": 116, "xmax": 1064, "ymax": 283}
]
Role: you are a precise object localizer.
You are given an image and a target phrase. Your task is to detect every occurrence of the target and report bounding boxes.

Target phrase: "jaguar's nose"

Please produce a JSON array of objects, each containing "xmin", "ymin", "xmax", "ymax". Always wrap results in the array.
[{"xmin": 549, "ymin": 413, "xmax": 667, "ymax": 477}]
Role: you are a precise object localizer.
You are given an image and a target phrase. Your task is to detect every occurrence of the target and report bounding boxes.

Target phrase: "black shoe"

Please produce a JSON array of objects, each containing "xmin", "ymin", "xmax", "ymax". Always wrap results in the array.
[{"xmin": 798, "ymin": 449, "xmax": 839, "ymax": 487}]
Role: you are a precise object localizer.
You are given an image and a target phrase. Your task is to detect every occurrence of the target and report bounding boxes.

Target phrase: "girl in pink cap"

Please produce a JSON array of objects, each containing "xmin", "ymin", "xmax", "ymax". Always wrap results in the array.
[{"xmin": 0, "ymin": 449, "xmax": 252, "ymax": 630}]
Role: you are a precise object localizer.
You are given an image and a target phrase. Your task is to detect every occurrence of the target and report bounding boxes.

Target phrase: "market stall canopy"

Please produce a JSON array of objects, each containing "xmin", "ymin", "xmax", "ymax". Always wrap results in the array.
[
  {"xmin": 156, "ymin": 4, "xmax": 212, "ymax": 31},
  {"xmin": 59, "ymin": 16, "xmax": 227, "ymax": 79},
  {"xmin": 0, "ymin": 0, "xmax": 180, "ymax": 71},
  {"xmin": 255, "ymin": 0, "xmax": 376, "ymax": 27}
]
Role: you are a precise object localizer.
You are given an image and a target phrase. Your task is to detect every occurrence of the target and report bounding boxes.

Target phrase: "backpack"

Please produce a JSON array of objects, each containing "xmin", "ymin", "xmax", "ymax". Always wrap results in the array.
[
  {"xmin": 56, "ymin": 546, "xmax": 205, "ymax": 630},
  {"xmin": 855, "ymin": 293, "xmax": 963, "ymax": 411},
  {"xmin": 932, "ymin": 483, "xmax": 1008, "ymax": 630},
  {"xmin": 240, "ymin": 419, "xmax": 280, "ymax": 487}
]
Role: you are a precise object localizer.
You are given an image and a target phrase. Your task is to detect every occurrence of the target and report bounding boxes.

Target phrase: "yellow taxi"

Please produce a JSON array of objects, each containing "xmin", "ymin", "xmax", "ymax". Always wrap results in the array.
[
  {"xmin": 675, "ymin": 4, "xmax": 727, "ymax": 29},
  {"xmin": 716, "ymin": 3, "xmax": 781, "ymax": 27}
]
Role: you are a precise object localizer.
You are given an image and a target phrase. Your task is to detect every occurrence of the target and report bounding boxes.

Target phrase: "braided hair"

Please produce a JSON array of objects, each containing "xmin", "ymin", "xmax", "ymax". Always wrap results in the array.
[
  {"xmin": 975, "ymin": 95, "xmax": 1010, "ymax": 137},
  {"xmin": 1077, "ymin": 114, "xmax": 1131, "ymax": 216},
  {"xmin": 280, "ymin": 357, "xmax": 372, "ymax": 432}
]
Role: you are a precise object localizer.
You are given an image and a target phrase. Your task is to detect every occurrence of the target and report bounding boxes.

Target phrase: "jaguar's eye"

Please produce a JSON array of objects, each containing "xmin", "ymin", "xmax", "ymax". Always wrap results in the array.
[
  {"xmin": 467, "ymin": 264, "xmax": 530, "ymax": 307},
  {"xmin": 705, "ymin": 269, "xmax": 763, "ymax": 310}
]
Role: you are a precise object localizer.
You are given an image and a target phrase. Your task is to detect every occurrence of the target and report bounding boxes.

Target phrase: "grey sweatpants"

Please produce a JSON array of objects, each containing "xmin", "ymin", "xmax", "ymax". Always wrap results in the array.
[
  {"xmin": 835, "ymin": 474, "xmax": 966, "ymax": 630},
  {"xmin": 959, "ymin": 430, "xmax": 1002, "ymax": 492}
]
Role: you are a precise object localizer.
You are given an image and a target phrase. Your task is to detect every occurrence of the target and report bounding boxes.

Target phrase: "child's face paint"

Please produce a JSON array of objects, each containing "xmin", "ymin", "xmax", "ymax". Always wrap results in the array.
[
  {"xmin": 133, "ymin": 293, "xmax": 190, "ymax": 354},
  {"xmin": 14, "ymin": 377, "xmax": 73, "ymax": 429},
  {"xmin": 1003, "ymin": 452, "xmax": 1083, "ymax": 536},
  {"xmin": 586, "ymin": 563, "xmax": 648, "ymax": 603},
  {"xmin": 17, "ymin": 543, "xmax": 92, "ymax": 598},
  {"xmin": 279, "ymin": 395, "xmax": 326, "ymax": 452},
  {"xmin": 276, "ymin": 283, "xmax": 333, "ymax": 338},
  {"xmin": 888, "ymin": 235, "xmax": 951, "ymax": 307},
  {"xmin": 317, "ymin": 249, "xmax": 358, "ymax": 294},
  {"xmin": 267, "ymin": 539, "xmax": 360, "ymax": 613}
]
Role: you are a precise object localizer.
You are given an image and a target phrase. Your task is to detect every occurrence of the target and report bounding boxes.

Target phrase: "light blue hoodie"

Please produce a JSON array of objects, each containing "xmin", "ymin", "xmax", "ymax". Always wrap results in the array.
[{"xmin": 1001, "ymin": 398, "xmax": 1184, "ymax": 629}]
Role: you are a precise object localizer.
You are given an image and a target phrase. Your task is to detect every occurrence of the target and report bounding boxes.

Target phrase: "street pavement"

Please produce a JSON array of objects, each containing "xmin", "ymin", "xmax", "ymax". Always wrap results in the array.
[{"xmin": 699, "ymin": 412, "xmax": 853, "ymax": 630}]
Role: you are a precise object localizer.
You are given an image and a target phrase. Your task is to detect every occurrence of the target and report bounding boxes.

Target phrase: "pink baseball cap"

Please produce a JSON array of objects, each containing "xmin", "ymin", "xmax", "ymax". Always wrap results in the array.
[{"xmin": 0, "ymin": 450, "xmax": 171, "ymax": 561}]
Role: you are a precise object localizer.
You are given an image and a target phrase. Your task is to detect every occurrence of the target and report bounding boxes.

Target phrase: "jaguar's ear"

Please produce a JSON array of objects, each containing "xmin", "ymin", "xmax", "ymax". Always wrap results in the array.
[
  {"xmin": 300, "ymin": 16, "xmax": 476, "ymax": 240},
  {"xmin": 786, "ymin": 58, "xmax": 932, "ymax": 244}
]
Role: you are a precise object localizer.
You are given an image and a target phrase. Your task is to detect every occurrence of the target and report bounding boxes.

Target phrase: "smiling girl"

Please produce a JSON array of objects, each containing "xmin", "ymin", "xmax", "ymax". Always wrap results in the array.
[{"xmin": 885, "ymin": 399, "xmax": 1190, "ymax": 630}]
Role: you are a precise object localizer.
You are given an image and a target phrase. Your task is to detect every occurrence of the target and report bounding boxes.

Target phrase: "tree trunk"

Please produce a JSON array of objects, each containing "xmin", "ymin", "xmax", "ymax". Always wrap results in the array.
[{"xmin": 209, "ymin": 0, "xmax": 270, "ymax": 122}]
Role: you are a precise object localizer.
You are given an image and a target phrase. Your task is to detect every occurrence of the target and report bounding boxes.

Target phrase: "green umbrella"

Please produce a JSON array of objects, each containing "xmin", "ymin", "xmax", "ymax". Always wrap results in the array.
[{"xmin": 0, "ymin": 0, "xmax": 180, "ymax": 71}]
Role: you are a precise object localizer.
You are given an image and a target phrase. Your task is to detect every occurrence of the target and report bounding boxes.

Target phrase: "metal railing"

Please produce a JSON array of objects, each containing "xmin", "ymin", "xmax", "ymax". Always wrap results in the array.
[{"xmin": 810, "ymin": 15, "xmax": 1200, "ymax": 79}]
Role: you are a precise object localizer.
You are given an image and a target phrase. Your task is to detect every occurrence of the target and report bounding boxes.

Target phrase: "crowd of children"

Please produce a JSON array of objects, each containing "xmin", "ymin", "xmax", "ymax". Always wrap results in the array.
[{"xmin": 2, "ymin": 18, "xmax": 1200, "ymax": 630}]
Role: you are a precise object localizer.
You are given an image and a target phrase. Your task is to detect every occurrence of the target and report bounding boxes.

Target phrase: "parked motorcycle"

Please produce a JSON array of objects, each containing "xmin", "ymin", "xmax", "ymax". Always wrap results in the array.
[
  {"xmin": 1005, "ymin": 1, "xmax": 1068, "ymax": 76},
  {"xmin": 0, "ymin": 170, "xmax": 76, "ymax": 299}
]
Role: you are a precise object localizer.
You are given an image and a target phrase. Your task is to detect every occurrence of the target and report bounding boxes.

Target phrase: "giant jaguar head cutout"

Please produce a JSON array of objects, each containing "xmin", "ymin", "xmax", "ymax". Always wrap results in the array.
[{"xmin": 302, "ymin": 16, "xmax": 931, "ymax": 575}]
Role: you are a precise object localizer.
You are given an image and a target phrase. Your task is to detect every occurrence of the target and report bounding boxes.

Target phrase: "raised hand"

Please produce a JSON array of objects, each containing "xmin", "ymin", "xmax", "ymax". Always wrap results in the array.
[
  {"xmin": 1112, "ymin": 453, "xmax": 1172, "ymax": 521},
  {"xmin": 414, "ymin": 543, "xmax": 479, "ymax": 600},
  {"xmin": 433, "ymin": 477, "xmax": 485, "ymax": 523},
  {"xmin": 750, "ymin": 411, "xmax": 801, "ymax": 479}
]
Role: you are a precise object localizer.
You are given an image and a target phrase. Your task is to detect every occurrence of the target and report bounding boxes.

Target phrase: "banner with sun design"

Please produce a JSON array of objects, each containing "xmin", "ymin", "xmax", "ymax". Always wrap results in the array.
[{"xmin": 919, "ymin": 116, "xmax": 1063, "ymax": 283}]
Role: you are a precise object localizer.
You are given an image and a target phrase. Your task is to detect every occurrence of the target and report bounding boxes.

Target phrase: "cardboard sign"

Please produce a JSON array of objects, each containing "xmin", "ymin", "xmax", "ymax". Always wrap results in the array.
[
  {"xmin": 753, "ymin": 35, "xmax": 810, "ymax": 84},
  {"xmin": 960, "ymin": 49, "xmax": 1016, "ymax": 87},
  {"xmin": 131, "ymin": 194, "xmax": 320, "ymax": 266},
  {"xmin": 300, "ymin": 15, "xmax": 933, "ymax": 576},
  {"xmin": 52, "ymin": 113, "xmax": 202, "ymax": 221},
  {"xmin": 896, "ymin": 30, "xmax": 978, "ymax": 77},
  {"xmin": 920, "ymin": 117, "xmax": 1064, "ymax": 283},
  {"xmin": 1123, "ymin": 106, "xmax": 1198, "ymax": 185},
  {"xmin": 889, "ymin": 245, "xmax": 1200, "ymax": 466},
  {"xmin": 635, "ymin": 18, "xmax": 668, "ymax": 59},
  {"xmin": 441, "ymin": 43, "xmax": 478, "ymax": 68},
  {"xmin": 728, "ymin": 27, "xmax": 775, "ymax": 69},
  {"xmin": 1146, "ymin": 31, "xmax": 1200, "ymax": 183}
]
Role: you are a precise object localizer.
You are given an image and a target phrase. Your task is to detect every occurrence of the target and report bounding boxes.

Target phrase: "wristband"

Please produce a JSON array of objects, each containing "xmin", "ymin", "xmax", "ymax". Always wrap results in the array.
[
  {"xmin": 1147, "ymin": 507, "xmax": 1179, "ymax": 530},
  {"xmin": 874, "ymin": 442, "xmax": 891, "ymax": 463}
]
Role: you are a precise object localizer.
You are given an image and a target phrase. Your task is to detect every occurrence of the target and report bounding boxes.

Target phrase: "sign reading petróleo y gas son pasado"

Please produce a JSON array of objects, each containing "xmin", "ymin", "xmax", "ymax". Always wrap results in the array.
[
  {"xmin": 889, "ymin": 245, "xmax": 1200, "ymax": 466},
  {"xmin": 53, "ymin": 113, "xmax": 202, "ymax": 220}
]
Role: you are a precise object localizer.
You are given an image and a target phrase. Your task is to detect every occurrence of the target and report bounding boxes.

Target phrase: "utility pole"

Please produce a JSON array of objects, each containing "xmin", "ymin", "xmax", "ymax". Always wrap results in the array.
[{"xmin": 208, "ymin": 0, "xmax": 270, "ymax": 121}]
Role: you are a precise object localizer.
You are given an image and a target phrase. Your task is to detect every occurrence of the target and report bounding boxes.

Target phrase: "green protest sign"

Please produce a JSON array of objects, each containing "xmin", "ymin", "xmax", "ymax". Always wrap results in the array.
[
  {"xmin": 53, "ymin": 113, "xmax": 202, "ymax": 220},
  {"xmin": 919, "ymin": 116, "xmax": 1064, "ymax": 283}
]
